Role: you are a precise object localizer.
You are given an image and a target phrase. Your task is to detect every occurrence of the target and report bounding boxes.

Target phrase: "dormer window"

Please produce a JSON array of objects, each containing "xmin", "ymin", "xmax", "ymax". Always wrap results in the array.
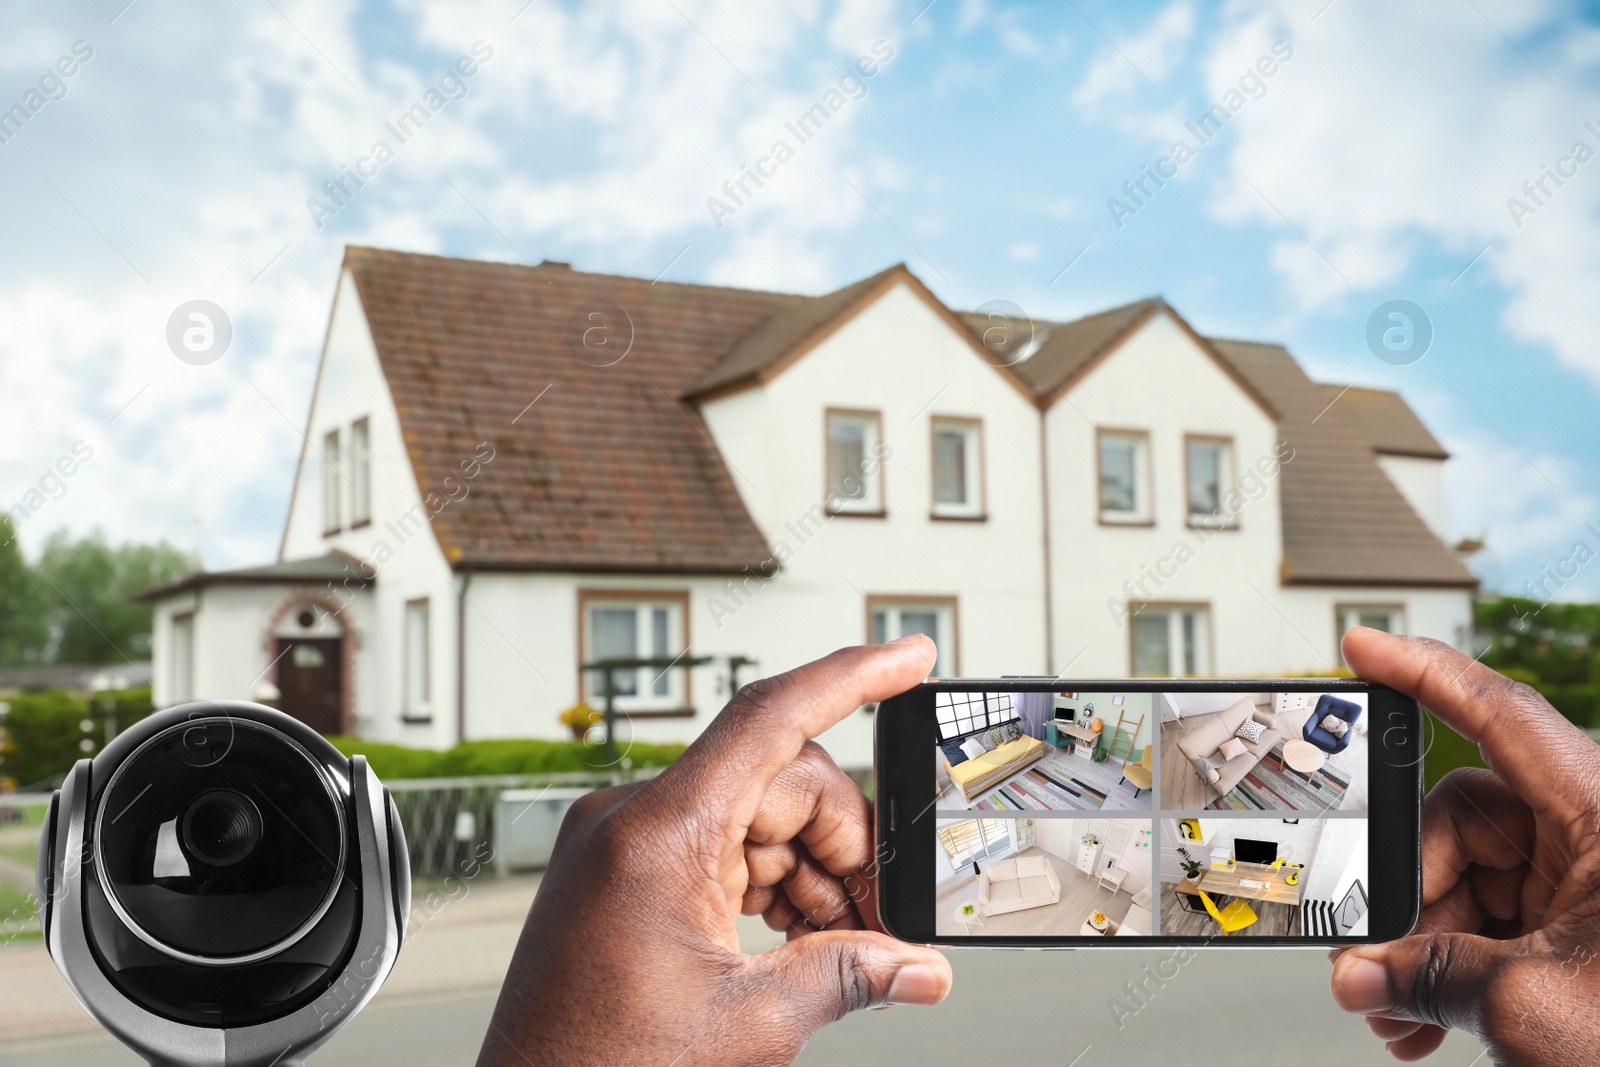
[
  {"xmin": 826, "ymin": 409, "xmax": 884, "ymax": 515},
  {"xmin": 1098, "ymin": 429, "xmax": 1151, "ymax": 524}
]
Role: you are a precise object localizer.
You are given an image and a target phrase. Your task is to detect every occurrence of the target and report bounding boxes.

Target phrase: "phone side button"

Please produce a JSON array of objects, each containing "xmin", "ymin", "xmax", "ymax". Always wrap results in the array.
[{"xmin": 887, "ymin": 798, "xmax": 898, "ymax": 832}]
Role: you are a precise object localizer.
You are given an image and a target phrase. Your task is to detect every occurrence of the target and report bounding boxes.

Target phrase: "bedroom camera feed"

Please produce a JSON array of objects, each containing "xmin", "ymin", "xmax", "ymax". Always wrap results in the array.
[
  {"xmin": 1159, "ymin": 817, "xmax": 1369, "ymax": 938},
  {"xmin": 936, "ymin": 691, "xmax": 1154, "ymax": 812}
]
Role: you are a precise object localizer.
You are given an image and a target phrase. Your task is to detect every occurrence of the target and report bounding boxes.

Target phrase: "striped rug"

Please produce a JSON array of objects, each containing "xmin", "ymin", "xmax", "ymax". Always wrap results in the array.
[
  {"xmin": 1209, "ymin": 741, "xmax": 1351, "ymax": 812},
  {"xmin": 970, "ymin": 754, "xmax": 1109, "ymax": 811},
  {"xmin": 1301, "ymin": 899, "xmax": 1337, "ymax": 937}
]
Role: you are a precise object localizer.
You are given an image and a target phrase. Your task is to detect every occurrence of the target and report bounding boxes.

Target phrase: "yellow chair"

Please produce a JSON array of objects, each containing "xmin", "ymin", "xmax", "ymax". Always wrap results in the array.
[
  {"xmin": 1119, "ymin": 747, "xmax": 1153, "ymax": 798},
  {"xmin": 1199, "ymin": 890, "xmax": 1257, "ymax": 935}
]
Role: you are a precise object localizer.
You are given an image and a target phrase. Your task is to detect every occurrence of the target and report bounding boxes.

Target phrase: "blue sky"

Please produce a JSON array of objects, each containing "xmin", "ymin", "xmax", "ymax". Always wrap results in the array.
[{"xmin": 1, "ymin": 0, "xmax": 1597, "ymax": 600}]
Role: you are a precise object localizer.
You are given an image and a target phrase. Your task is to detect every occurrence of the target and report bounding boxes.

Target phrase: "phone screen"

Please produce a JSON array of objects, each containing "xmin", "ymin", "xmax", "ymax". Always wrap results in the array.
[{"xmin": 877, "ymin": 681, "xmax": 1419, "ymax": 945}]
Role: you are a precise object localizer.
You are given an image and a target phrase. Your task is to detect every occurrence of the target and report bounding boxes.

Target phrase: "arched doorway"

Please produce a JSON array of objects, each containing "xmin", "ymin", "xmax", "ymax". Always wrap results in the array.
[{"xmin": 272, "ymin": 602, "xmax": 345, "ymax": 734}]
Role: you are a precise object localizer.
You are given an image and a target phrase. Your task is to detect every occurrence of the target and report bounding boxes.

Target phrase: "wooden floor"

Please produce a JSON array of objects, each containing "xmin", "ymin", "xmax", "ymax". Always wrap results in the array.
[
  {"xmin": 940, "ymin": 744, "xmax": 1151, "ymax": 812},
  {"xmin": 1158, "ymin": 708, "xmax": 1369, "ymax": 812},
  {"xmin": 1158, "ymin": 884, "xmax": 1301, "ymax": 937},
  {"xmin": 935, "ymin": 847, "xmax": 1141, "ymax": 937}
]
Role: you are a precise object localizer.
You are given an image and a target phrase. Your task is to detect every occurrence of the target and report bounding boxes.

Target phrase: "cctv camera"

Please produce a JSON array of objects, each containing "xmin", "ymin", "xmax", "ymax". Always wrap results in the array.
[{"xmin": 36, "ymin": 701, "xmax": 411, "ymax": 1067}]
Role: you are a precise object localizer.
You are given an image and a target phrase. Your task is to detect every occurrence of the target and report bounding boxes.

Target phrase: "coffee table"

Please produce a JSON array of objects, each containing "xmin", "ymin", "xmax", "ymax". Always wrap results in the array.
[
  {"xmin": 1282, "ymin": 738, "xmax": 1327, "ymax": 782},
  {"xmin": 953, "ymin": 902, "xmax": 984, "ymax": 933}
]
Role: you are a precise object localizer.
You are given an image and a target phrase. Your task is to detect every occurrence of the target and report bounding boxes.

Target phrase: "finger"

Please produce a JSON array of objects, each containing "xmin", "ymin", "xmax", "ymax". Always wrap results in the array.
[
  {"xmin": 644, "ymin": 637, "xmax": 934, "ymax": 854},
  {"xmin": 1419, "ymin": 769, "xmax": 1539, "ymax": 908},
  {"xmin": 744, "ymin": 840, "xmax": 801, "ymax": 889},
  {"xmin": 1386, "ymin": 1024, "xmax": 1449, "ymax": 1062},
  {"xmin": 750, "ymin": 929, "xmax": 952, "ymax": 1039},
  {"xmin": 1365, "ymin": 1016, "xmax": 1424, "ymax": 1042},
  {"xmin": 762, "ymin": 893, "xmax": 805, "ymax": 935},
  {"xmin": 1330, "ymin": 930, "xmax": 1526, "ymax": 1032},
  {"xmin": 1343, "ymin": 629, "xmax": 1600, "ymax": 824},
  {"xmin": 747, "ymin": 742, "xmax": 874, "ymax": 880},
  {"xmin": 742, "ymin": 883, "xmax": 778, "ymax": 917}
]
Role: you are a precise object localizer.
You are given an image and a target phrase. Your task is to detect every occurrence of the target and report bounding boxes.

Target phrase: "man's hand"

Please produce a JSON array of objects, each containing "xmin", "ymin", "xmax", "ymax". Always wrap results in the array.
[
  {"xmin": 1330, "ymin": 627, "xmax": 1600, "ymax": 1064},
  {"xmin": 476, "ymin": 637, "xmax": 952, "ymax": 1067}
]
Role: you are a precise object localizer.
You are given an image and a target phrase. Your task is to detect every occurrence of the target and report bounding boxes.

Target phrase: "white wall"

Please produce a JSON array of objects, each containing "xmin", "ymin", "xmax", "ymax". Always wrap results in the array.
[
  {"xmin": 1035, "ymin": 817, "xmax": 1151, "ymax": 897},
  {"xmin": 280, "ymin": 270, "xmax": 465, "ymax": 747},
  {"xmin": 1305, "ymin": 818, "xmax": 1368, "ymax": 903},
  {"xmin": 1378, "ymin": 455, "xmax": 1449, "ymax": 543}
]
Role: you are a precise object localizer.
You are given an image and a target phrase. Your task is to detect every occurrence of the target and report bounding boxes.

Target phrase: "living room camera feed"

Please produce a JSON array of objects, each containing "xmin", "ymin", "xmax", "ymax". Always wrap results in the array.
[
  {"xmin": 935, "ymin": 817, "xmax": 1154, "ymax": 938},
  {"xmin": 1157, "ymin": 691, "xmax": 1369, "ymax": 812},
  {"xmin": 936, "ymin": 691, "xmax": 1154, "ymax": 812},
  {"xmin": 1158, "ymin": 818, "xmax": 1369, "ymax": 938}
]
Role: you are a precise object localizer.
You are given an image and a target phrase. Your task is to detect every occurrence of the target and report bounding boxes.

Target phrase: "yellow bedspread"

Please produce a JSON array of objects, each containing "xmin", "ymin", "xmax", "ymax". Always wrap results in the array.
[{"xmin": 946, "ymin": 735, "xmax": 1043, "ymax": 787}]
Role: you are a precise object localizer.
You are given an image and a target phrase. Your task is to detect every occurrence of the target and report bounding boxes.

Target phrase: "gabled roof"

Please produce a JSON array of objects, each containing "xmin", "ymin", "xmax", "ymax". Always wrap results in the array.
[
  {"xmin": 343, "ymin": 247, "xmax": 801, "ymax": 573},
  {"xmin": 1207, "ymin": 339, "xmax": 1473, "ymax": 587},
  {"xmin": 1322, "ymin": 384, "xmax": 1450, "ymax": 459},
  {"xmin": 135, "ymin": 552, "xmax": 371, "ymax": 601}
]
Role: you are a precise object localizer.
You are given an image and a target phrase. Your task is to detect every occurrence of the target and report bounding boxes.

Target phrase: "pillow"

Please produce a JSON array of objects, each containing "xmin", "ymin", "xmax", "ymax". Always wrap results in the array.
[
  {"xmin": 1015, "ymin": 855, "xmax": 1046, "ymax": 877},
  {"xmin": 986, "ymin": 858, "xmax": 1017, "ymax": 880},
  {"xmin": 1006, "ymin": 722, "xmax": 1023, "ymax": 742},
  {"xmin": 1320, "ymin": 714, "xmax": 1350, "ymax": 739},
  {"xmin": 1234, "ymin": 718, "xmax": 1266, "ymax": 745},
  {"xmin": 1216, "ymin": 737, "xmax": 1249, "ymax": 762},
  {"xmin": 1191, "ymin": 755, "xmax": 1222, "ymax": 786},
  {"xmin": 941, "ymin": 742, "xmax": 969, "ymax": 766},
  {"xmin": 988, "ymin": 727, "xmax": 1006, "ymax": 748},
  {"xmin": 959, "ymin": 737, "xmax": 987, "ymax": 761}
]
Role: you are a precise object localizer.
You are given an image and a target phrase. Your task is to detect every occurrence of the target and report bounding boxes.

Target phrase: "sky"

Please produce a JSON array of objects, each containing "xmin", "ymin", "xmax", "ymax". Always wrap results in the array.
[{"xmin": 1, "ymin": 0, "xmax": 1598, "ymax": 601}]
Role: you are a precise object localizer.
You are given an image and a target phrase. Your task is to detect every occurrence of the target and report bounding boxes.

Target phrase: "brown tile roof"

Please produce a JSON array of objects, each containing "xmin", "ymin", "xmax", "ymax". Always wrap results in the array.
[
  {"xmin": 1321, "ymin": 384, "xmax": 1450, "ymax": 459},
  {"xmin": 1206, "ymin": 339, "xmax": 1474, "ymax": 587},
  {"xmin": 343, "ymin": 246, "xmax": 802, "ymax": 573},
  {"xmin": 974, "ymin": 298, "xmax": 1161, "ymax": 399}
]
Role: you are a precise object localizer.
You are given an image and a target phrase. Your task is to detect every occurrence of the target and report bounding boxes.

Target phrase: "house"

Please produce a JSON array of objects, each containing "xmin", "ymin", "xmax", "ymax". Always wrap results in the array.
[{"xmin": 137, "ymin": 247, "xmax": 1475, "ymax": 771}]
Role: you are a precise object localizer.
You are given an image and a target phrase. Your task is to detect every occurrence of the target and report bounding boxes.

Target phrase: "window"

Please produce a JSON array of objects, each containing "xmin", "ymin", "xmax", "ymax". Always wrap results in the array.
[
  {"xmin": 934, "ymin": 691, "xmax": 1017, "ymax": 742},
  {"xmin": 931, "ymin": 417, "xmax": 984, "ymax": 519},
  {"xmin": 1130, "ymin": 605, "xmax": 1210, "ymax": 676},
  {"xmin": 1098, "ymin": 430, "xmax": 1151, "ymax": 523},
  {"xmin": 1186, "ymin": 436, "xmax": 1235, "ymax": 526},
  {"xmin": 937, "ymin": 818, "xmax": 1015, "ymax": 874},
  {"xmin": 322, "ymin": 429, "xmax": 341, "ymax": 534},
  {"xmin": 868, "ymin": 597, "xmax": 955, "ymax": 677},
  {"xmin": 1337, "ymin": 604, "xmax": 1405, "ymax": 664},
  {"xmin": 826, "ymin": 409, "xmax": 884, "ymax": 514},
  {"xmin": 170, "ymin": 613, "xmax": 194, "ymax": 705},
  {"xmin": 404, "ymin": 599, "xmax": 430, "ymax": 719},
  {"xmin": 581, "ymin": 593, "xmax": 688, "ymax": 710},
  {"xmin": 350, "ymin": 417, "xmax": 372, "ymax": 527}
]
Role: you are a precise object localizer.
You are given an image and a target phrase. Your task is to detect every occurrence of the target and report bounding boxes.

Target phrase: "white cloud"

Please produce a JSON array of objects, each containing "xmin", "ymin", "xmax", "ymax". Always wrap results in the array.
[{"xmin": 1070, "ymin": 0, "xmax": 1195, "ymax": 112}]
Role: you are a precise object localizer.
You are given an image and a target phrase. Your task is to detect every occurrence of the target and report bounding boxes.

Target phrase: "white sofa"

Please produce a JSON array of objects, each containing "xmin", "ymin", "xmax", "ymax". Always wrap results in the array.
[{"xmin": 978, "ymin": 853, "xmax": 1061, "ymax": 916}]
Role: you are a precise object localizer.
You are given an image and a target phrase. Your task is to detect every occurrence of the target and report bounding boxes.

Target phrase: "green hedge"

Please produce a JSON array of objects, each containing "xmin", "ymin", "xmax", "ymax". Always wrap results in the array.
[
  {"xmin": 0, "ymin": 686, "xmax": 153, "ymax": 789},
  {"xmin": 327, "ymin": 736, "xmax": 688, "ymax": 780}
]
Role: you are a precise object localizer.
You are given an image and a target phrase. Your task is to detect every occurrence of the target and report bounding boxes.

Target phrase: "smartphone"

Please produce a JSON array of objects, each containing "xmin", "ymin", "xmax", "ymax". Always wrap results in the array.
[{"xmin": 874, "ymin": 679, "xmax": 1420, "ymax": 946}]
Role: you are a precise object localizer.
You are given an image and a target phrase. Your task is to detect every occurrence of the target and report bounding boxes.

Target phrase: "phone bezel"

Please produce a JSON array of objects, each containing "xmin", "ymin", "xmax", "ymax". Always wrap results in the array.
[{"xmin": 875, "ymin": 678, "xmax": 1421, "ymax": 947}]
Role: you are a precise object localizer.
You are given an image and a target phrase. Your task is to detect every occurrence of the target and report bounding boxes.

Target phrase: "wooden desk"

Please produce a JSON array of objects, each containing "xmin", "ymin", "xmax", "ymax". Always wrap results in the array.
[{"xmin": 1171, "ymin": 861, "xmax": 1306, "ymax": 907}]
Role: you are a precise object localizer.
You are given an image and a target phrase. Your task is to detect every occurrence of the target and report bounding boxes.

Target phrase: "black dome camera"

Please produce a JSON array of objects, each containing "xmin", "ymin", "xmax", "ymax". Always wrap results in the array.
[{"xmin": 36, "ymin": 701, "xmax": 410, "ymax": 1066}]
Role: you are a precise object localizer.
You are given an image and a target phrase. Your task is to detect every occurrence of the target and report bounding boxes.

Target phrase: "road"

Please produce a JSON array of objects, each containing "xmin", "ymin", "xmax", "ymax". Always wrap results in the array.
[{"xmin": 0, "ymin": 949, "xmax": 1488, "ymax": 1065}]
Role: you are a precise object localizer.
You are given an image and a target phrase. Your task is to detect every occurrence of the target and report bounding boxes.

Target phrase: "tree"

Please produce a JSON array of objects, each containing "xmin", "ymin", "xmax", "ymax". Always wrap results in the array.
[
  {"xmin": 35, "ymin": 529, "xmax": 197, "ymax": 664},
  {"xmin": 0, "ymin": 516, "xmax": 48, "ymax": 665}
]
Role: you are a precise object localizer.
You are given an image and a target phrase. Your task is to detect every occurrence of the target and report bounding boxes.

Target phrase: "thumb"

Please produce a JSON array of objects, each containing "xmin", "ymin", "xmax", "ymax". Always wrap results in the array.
[
  {"xmin": 1332, "ymin": 931, "xmax": 1528, "ymax": 1035},
  {"xmin": 754, "ymin": 930, "xmax": 952, "ymax": 1031}
]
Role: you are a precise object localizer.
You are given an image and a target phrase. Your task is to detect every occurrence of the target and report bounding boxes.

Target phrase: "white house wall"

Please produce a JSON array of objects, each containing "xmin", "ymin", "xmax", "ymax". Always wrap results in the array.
[
  {"xmin": 1377, "ymin": 455, "xmax": 1450, "ymax": 544},
  {"xmin": 280, "ymin": 269, "xmax": 463, "ymax": 747}
]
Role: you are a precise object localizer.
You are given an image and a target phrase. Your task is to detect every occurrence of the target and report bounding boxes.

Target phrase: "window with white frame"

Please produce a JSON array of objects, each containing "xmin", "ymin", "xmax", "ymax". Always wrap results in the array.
[
  {"xmin": 869, "ymin": 598, "xmax": 954, "ymax": 677},
  {"xmin": 1336, "ymin": 605, "xmax": 1405, "ymax": 664},
  {"xmin": 322, "ymin": 429, "xmax": 341, "ymax": 534},
  {"xmin": 1187, "ymin": 436, "xmax": 1234, "ymax": 525},
  {"xmin": 583, "ymin": 596, "xmax": 687, "ymax": 709},
  {"xmin": 350, "ymin": 417, "xmax": 372, "ymax": 527},
  {"xmin": 937, "ymin": 818, "xmax": 1015, "ymax": 874},
  {"xmin": 934, "ymin": 691, "xmax": 1017, "ymax": 742},
  {"xmin": 931, "ymin": 418, "xmax": 983, "ymax": 518},
  {"xmin": 1099, "ymin": 430, "xmax": 1151, "ymax": 523},
  {"xmin": 826, "ymin": 410, "xmax": 884, "ymax": 513},
  {"xmin": 1131, "ymin": 605, "xmax": 1210, "ymax": 676},
  {"xmin": 170, "ymin": 613, "xmax": 194, "ymax": 704},
  {"xmin": 404, "ymin": 599, "xmax": 430, "ymax": 718}
]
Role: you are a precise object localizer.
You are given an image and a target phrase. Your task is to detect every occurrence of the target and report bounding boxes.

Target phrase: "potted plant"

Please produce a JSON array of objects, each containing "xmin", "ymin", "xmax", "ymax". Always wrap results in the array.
[
  {"xmin": 558, "ymin": 701, "xmax": 602, "ymax": 742},
  {"xmin": 1177, "ymin": 846, "xmax": 1202, "ymax": 883},
  {"xmin": 1081, "ymin": 832, "xmax": 1100, "ymax": 846},
  {"xmin": 960, "ymin": 902, "xmax": 977, "ymax": 918}
]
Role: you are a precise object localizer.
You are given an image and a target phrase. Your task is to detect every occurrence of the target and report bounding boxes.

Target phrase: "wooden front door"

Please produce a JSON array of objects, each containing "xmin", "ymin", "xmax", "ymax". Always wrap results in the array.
[{"xmin": 276, "ymin": 637, "xmax": 343, "ymax": 735}]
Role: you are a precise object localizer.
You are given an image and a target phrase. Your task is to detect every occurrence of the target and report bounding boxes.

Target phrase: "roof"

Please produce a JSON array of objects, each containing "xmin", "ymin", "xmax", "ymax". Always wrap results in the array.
[
  {"xmin": 343, "ymin": 247, "xmax": 797, "ymax": 573},
  {"xmin": 1206, "ymin": 340, "xmax": 1473, "ymax": 587},
  {"xmin": 135, "ymin": 553, "xmax": 373, "ymax": 601},
  {"xmin": 1321, "ymin": 384, "xmax": 1450, "ymax": 459}
]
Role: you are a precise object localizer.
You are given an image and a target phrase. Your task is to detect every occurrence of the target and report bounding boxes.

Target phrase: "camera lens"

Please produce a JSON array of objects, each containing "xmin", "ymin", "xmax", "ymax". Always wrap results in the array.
[
  {"xmin": 95, "ymin": 717, "xmax": 347, "ymax": 962},
  {"xmin": 180, "ymin": 790, "xmax": 262, "ymax": 867}
]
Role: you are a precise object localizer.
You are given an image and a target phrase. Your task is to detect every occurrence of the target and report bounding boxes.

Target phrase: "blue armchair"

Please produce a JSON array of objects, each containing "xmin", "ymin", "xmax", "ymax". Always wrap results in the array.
[{"xmin": 1303, "ymin": 694, "xmax": 1363, "ymax": 754}]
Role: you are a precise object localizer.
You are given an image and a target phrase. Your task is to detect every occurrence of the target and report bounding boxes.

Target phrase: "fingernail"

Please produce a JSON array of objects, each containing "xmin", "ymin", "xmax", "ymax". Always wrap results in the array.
[
  {"xmin": 885, "ymin": 634, "xmax": 924, "ymax": 647},
  {"xmin": 886, "ymin": 963, "xmax": 946, "ymax": 1005},
  {"xmin": 1334, "ymin": 956, "xmax": 1392, "ymax": 1014}
]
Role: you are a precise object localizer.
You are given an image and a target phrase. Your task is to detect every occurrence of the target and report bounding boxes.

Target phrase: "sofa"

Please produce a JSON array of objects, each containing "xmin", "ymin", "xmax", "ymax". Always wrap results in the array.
[
  {"xmin": 944, "ymin": 735, "xmax": 1045, "ymax": 802},
  {"xmin": 1304, "ymin": 694, "xmax": 1363, "ymax": 754},
  {"xmin": 978, "ymin": 853, "xmax": 1061, "ymax": 916},
  {"xmin": 1176, "ymin": 697, "xmax": 1282, "ymax": 798}
]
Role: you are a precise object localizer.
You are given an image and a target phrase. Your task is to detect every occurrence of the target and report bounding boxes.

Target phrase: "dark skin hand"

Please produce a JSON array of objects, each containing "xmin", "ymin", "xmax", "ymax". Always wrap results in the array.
[
  {"xmin": 476, "ymin": 636, "xmax": 952, "ymax": 1067},
  {"xmin": 1331, "ymin": 627, "xmax": 1600, "ymax": 1064}
]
